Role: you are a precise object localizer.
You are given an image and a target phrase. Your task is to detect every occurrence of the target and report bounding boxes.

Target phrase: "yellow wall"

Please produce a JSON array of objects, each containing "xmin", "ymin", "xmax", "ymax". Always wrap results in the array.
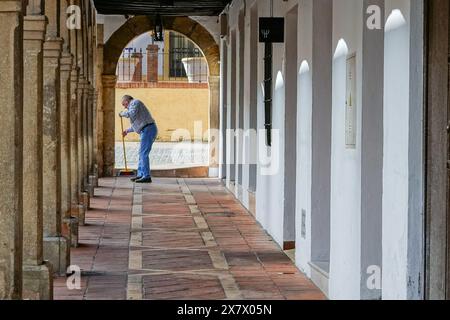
[{"xmin": 115, "ymin": 88, "xmax": 210, "ymax": 142}]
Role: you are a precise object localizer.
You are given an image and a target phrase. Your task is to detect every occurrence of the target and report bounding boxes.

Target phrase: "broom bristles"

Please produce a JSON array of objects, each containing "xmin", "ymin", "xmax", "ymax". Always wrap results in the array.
[{"xmin": 118, "ymin": 170, "xmax": 135, "ymax": 177}]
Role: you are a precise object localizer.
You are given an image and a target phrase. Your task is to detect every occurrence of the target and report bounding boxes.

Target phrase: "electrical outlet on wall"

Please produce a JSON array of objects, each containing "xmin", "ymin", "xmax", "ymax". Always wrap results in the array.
[
  {"xmin": 301, "ymin": 209, "xmax": 306, "ymax": 239},
  {"xmin": 345, "ymin": 53, "xmax": 357, "ymax": 149}
]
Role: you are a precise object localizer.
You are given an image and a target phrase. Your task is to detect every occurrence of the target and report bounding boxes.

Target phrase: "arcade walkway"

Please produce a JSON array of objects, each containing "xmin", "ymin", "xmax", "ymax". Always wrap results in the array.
[{"xmin": 53, "ymin": 178, "xmax": 325, "ymax": 300}]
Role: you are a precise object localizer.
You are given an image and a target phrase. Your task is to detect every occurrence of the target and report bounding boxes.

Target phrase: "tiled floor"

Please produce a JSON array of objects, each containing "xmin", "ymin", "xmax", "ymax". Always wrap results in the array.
[{"xmin": 54, "ymin": 177, "xmax": 325, "ymax": 300}]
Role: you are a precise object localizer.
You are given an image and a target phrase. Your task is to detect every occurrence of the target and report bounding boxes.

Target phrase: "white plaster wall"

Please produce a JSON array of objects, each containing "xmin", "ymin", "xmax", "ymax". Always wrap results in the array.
[
  {"xmin": 329, "ymin": 0, "xmax": 363, "ymax": 300},
  {"xmin": 295, "ymin": 0, "xmax": 314, "ymax": 278},
  {"xmin": 222, "ymin": 0, "xmax": 419, "ymax": 301},
  {"xmin": 382, "ymin": 0, "xmax": 411, "ymax": 300},
  {"xmin": 256, "ymin": 68, "xmax": 286, "ymax": 246},
  {"xmin": 255, "ymin": 34, "xmax": 286, "ymax": 245},
  {"xmin": 219, "ymin": 40, "xmax": 228, "ymax": 180},
  {"xmin": 256, "ymin": 0, "xmax": 301, "ymax": 247},
  {"xmin": 241, "ymin": 6, "xmax": 253, "ymax": 209},
  {"xmin": 235, "ymin": 12, "xmax": 245, "ymax": 200},
  {"xmin": 225, "ymin": 3, "xmax": 242, "ymax": 192},
  {"xmin": 226, "ymin": 30, "xmax": 236, "ymax": 189},
  {"xmin": 256, "ymin": 1, "xmax": 286, "ymax": 246},
  {"xmin": 224, "ymin": 0, "xmax": 290, "ymax": 247}
]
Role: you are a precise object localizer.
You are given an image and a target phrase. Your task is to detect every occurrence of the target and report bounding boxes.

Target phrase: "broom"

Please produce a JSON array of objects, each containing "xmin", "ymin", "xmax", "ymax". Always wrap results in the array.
[{"xmin": 118, "ymin": 116, "xmax": 135, "ymax": 177}]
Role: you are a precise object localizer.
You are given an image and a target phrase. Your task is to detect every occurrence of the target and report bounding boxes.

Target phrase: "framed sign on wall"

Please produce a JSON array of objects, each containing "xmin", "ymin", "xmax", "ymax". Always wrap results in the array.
[{"xmin": 259, "ymin": 17, "xmax": 285, "ymax": 43}]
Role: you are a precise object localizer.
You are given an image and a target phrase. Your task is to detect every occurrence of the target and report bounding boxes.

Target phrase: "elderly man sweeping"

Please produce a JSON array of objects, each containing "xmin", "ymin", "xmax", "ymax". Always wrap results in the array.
[{"xmin": 119, "ymin": 95, "xmax": 158, "ymax": 183}]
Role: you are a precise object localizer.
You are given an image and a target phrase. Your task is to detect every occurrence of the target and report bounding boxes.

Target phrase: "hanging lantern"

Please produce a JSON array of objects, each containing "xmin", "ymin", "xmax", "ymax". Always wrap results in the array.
[{"xmin": 153, "ymin": 14, "xmax": 164, "ymax": 42}]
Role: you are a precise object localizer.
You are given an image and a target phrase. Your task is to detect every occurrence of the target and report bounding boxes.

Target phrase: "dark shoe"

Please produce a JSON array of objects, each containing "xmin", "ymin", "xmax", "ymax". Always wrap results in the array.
[
  {"xmin": 135, "ymin": 177, "xmax": 152, "ymax": 184},
  {"xmin": 131, "ymin": 176, "xmax": 142, "ymax": 182}
]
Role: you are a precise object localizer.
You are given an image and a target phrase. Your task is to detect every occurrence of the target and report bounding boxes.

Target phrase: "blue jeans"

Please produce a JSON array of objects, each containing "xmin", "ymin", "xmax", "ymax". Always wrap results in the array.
[{"xmin": 138, "ymin": 123, "xmax": 158, "ymax": 179}]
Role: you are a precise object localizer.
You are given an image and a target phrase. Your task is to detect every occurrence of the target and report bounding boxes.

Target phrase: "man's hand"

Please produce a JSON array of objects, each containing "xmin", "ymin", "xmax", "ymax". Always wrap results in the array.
[
  {"xmin": 119, "ymin": 112, "xmax": 124, "ymax": 118},
  {"xmin": 122, "ymin": 131, "xmax": 128, "ymax": 138}
]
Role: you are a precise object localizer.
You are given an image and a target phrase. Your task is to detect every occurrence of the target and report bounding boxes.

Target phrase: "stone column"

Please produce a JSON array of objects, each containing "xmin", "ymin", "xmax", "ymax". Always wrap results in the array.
[
  {"xmin": 88, "ymin": 86, "xmax": 97, "ymax": 195},
  {"xmin": 70, "ymin": 65, "xmax": 82, "ymax": 246},
  {"xmin": 77, "ymin": 76, "xmax": 85, "ymax": 204},
  {"xmin": 78, "ymin": 78, "xmax": 85, "ymax": 190},
  {"xmin": 131, "ymin": 52, "xmax": 143, "ymax": 82},
  {"xmin": 79, "ymin": 2, "xmax": 90, "ymax": 197},
  {"xmin": 92, "ymin": 90, "xmax": 99, "ymax": 186},
  {"xmin": 91, "ymin": 18, "xmax": 99, "ymax": 187},
  {"xmin": 82, "ymin": 82, "xmax": 91, "ymax": 207},
  {"xmin": 102, "ymin": 75, "xmax": 117, "ymax": 177},
  {"xmin": 42, "ymin": 0, "xmax": 69, "ymax": 275},
  {"xmin": 22, "ymin": 11, "xmax": 53, "ymax": 300},
  {"xmin": 83, "ymin": 85, "xmax": 90, "ymax": 187},
  {"xmin": 96, "ymin": 24, "xmax": 104, "ymax": 178},
  {"xmin": 78, "ymin": 77, "xmax": 90, "ymax": 214},
  {"xmin": 58, "ymin": 0, "xmax": 75, "ymax": 249},
  {"xmin": 60, "ymin": 52, "xmax": 73, "ymax": 243},
  {"xmin": 147, "ymin": 45, "xmax": 159, "ymax": 82},
  {"xmin": 0, "ymin": 0, "xmax": 24, "ymax": 300},
  {"xmin": 43, "ymin": 39, "xmax": 69, "ymax": 275},
  {"xmin": 75, "ymin": 0, "xmax": 87, "ymax": 210},
  {"xmin": 89, "ymin": 86, "xmax": 94, "ymax": 175},
  {"xmin": 68, "ymin": 0, "xmax": 82, "ymax": 245},
  {"xmin": 208, "ymin": 75, "xmax": 220, "ymax": 176}
]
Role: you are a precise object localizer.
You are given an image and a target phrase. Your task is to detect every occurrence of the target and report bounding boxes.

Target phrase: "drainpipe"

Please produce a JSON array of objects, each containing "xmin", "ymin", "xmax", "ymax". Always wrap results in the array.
[{"xmin": 263, "ymin": 0, "xmax": 274, "ymax": 147}]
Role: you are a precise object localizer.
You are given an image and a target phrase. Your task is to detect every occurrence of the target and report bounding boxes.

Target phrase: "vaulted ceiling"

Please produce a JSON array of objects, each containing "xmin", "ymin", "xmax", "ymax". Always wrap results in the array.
[{"xmin": 93, "ymin": 0, "xmax": 231, "ymax": 16}]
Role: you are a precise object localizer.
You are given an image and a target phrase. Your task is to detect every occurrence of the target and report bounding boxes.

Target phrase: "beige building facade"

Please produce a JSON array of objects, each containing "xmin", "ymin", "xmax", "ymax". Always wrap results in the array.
[{"xmin": 114, "ymin": 87, "xmax": 210, "ymax": 142}]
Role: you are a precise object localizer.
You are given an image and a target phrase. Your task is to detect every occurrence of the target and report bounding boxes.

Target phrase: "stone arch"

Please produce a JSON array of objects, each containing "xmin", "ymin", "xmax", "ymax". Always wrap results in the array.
[
  {"xmin": 103, "ymin": 16, "xmax": 219, "ymax": 76},
  {"xmin": 101, "ymin": 16, "xmax": 220, "ymax": 177}
]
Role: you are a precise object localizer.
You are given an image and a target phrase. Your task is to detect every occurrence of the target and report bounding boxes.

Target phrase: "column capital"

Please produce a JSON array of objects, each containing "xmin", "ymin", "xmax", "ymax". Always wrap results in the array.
[
  {"xmin": 24, "ymin": 15, "xmax": 47, "ymax": 41},
  {"xmin": 208, "ymin": 75, "xmax": 220, "ymax": 86},
  {"xmin": 88, "ymin": 85, "xmax": 95, "ymax": 96},
  {"xmin": 208, "ymin": 75, "xmax": 220, "ymax": 81},
  {"xmin": 0, "ymin": 0, "xmax": 23, "ymax": 13},
  {"xmin": 78, "ymin": 77, "xmax": 90, "ymax": 90},
  {"xmin": 71, "ymin": 64, "xmax": 79, "ymax": 79},
  {"xmin": 78, "ymin": 74, "xmax": 85, "ymax": 83},
  {"xmin": 43, "ymin": 37, "xmax": 63, "ymax": 58},
  {"xmin": 60, "ymin": 52, "xmax": 73, "ymax": 72},
  {"xmin": 102, "ymin": 74, "xmax": 117, "ymax": 88}
]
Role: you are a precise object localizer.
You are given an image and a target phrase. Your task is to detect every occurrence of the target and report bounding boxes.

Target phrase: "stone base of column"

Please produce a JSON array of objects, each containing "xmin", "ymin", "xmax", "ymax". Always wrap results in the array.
[
  {"xmin": 89, "ymin": 174, "xmax": 98, "ymax": 189},
  {"xmin": 61, "ymin": 216, "xmax": 72, "ymax": 244},
  {"xmin": 75, "ymin": 203, "xmax": 86, "ymax": 226},
  {"xmin": 43, "ymin": 236, "xmax": 70, "ymax": 275},
  {"xmin": 22, "ymin": 262, "xmax": 53, "ymax": 300},
  {"xmin": 87, "ymin": 183, "xmax": 94, "ymax": 198},
  {"xmin": 93, "ymin": 165, "xmax": 99, "ymax": 187},
  {"xmin": 81, "ymin": 192, "xmax": 90, "ymax": 211},
  {"xmin": 70, "ymin": 217, "xmax": 79, "ymax": 248}
]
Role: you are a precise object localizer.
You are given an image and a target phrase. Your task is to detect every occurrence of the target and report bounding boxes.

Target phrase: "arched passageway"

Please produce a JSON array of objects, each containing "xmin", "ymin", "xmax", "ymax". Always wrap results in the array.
[{"xmin": 99, "ymin": 16, "xmax": 220, "ymax": 177}]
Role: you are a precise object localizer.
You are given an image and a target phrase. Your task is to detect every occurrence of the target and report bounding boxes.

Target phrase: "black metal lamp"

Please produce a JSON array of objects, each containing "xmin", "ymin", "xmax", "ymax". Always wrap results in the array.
[{"xmin": 153, "ymin": 14, "xmax": 164, "ymax": 42}]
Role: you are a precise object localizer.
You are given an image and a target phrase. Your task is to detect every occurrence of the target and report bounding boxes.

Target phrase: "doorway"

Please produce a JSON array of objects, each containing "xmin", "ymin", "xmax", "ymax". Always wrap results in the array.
[{"xmin": 113, "ymin": 31, "xmax": 210, "ymax": 175}]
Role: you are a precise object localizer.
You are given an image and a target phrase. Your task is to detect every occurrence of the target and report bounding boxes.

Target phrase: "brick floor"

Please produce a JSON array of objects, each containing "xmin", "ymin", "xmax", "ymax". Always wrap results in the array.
[{"xmin": 54, "ymin": 177, "xmax": 325, "ymax": 300}]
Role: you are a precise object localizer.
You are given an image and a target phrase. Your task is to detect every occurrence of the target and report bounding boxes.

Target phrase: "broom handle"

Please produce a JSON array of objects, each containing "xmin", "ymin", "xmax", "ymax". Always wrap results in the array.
[{"xmin": 120, "ymin": 116, "xmax": 129, "ymax": 171}]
